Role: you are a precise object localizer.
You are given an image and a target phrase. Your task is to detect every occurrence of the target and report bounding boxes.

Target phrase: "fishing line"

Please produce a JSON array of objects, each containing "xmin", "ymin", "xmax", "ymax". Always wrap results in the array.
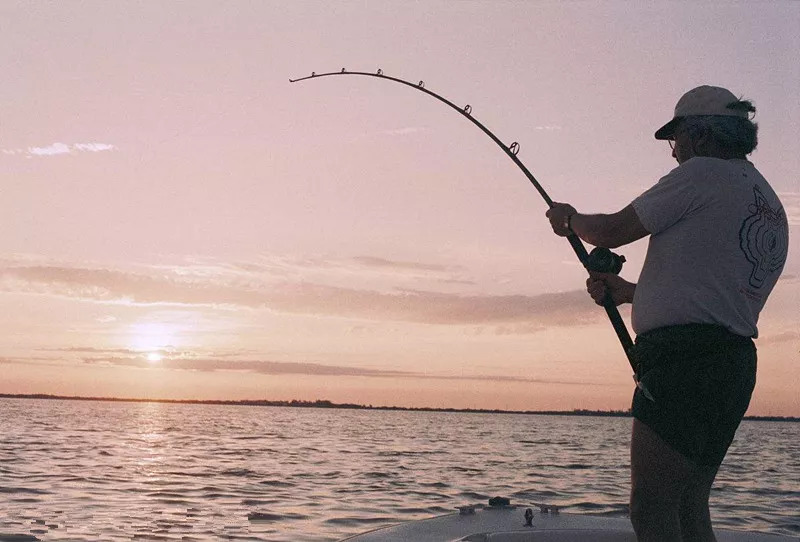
[{"xmin": 289, "ymin": 68, "xmax": 635, "ymax": 370}]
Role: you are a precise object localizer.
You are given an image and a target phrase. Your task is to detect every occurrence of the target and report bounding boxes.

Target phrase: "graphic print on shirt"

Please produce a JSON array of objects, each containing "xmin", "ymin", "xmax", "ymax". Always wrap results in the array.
[{"xmin": 739, "ymin": 186, "xmax": 789, "ymax": 288}]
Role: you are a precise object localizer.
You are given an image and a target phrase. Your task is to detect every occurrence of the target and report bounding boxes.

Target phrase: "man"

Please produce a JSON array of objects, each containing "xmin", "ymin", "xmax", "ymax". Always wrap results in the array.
[{"xmin": 546, "ymin": 86, "xmax": 789, "ymax": 542}]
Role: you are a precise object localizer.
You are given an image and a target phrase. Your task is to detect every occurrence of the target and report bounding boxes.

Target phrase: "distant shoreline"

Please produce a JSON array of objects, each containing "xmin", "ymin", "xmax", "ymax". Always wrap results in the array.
[{"xmin": 2, "ymin": 393, "xmax": 797, "ymax": 422}]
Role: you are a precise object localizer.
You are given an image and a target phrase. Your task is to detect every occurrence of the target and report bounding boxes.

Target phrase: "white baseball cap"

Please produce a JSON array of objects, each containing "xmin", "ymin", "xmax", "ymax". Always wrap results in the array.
[{"xmin": 654, "ymin": 85, "xmax": 750, "ymax": 140}]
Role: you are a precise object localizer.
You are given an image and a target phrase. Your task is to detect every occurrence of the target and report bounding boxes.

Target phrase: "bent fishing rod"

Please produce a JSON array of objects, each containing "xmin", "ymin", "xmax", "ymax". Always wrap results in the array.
[{"xmin": 289, "ymin": 68, "xmax": 635, "ymax": 369}]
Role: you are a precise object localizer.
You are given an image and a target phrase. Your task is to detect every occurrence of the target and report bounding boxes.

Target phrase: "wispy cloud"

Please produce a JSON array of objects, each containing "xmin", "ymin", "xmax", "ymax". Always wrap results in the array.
[
  {"xmin": 0, "ymin": 352, "xmax": 406, "ymax": 378},
  {"xmin": 153, "ymin": 254, "xmax": 473, "ymax": 291},
  {"xmin": 0, "ymin": 260, "xmax": 599, "ymax": 327},
  {"xmin": 29, "ymin": 143, "xmax": 72, "ymax": 156},
  {"xmin": 72, "ymin": 143, "xmax": 115, "ymax": 152},
  {"xmin": 349, "ymin": 256, "xmax": 471, "ymax": 284},
  {"xmin": 351, "ymin": 256, "xmax": 453, "ymax": 273},
  {"xmin": 46, "ymin": 347, "xmax": 149, "ymax": 355},
  {"xmin": 380, "ymin": 127, "xmax": 426, "ymax": 136},
  {"xmin": 759, "ymin": 330, "xmax": 800, "ymax": 345},
  {"xmin": 92, "ymin": 356, "xmax": 599, "ymax": 385},
  {"xmin": 7, "ymin": 348, "xmax": 602, "ymax": 385},
  {"xmin": 533, "ymin": 125, "xmax": 563, "ymax": 131},
  {"xmin": 777, "ymin": 192, "xmax": 800, "ymax": 226},
  {"xmin": 2, "ymin": 142, "xmax": 116, "ymax": 158},
  {"xmin": 83, "ymin": 355, "xmax": 411, "ymax": 377},
  {"xmin": 169, "ymin": 255, "xmax": 459, "ymax": 280}
]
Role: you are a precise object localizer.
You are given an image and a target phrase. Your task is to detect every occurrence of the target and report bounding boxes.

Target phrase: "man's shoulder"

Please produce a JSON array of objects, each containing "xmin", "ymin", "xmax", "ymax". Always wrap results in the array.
[
  {"xmin": 676, "ymin": 156, "xmax": 729, "ymax": 173},
  {"xmin": 662, "ymin": 157, "xmax": 751, "ymax": 187},
  {"xmin": 655, "ymin": 158, "xmax": 706, "ymax": 186},
  {"xmin": 678, "ymin": 156, "xmax": 760, "ymax": 174}
]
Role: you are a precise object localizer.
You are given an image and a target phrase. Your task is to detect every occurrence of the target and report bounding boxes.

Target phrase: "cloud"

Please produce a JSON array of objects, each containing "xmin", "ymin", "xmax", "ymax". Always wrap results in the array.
[
  {"xmin": 0, "ymin": 263, "xmax": 600, "ymax": 327},
  {"xmin": 349, "ymin": 256, "xmax": 467, "ymax": 284},
  {"xmin": 281, "ymin": 285, "xmax": 595, "ymax": 326},
  {"xmin": 72, "ymin": 143, "xmax": 115, "ymax": 152},
  {"xmin": 169, "ymin": 255, "xmax": 463, "ymax": 285},
  {"xmin": 351, "ymin": 256, "xmax": 452, "ymax": 272},
  {"xmin": 28, "ymin": 143, "xmax": 72, "ymax": 156},
  {"xmin": 10, "ymin": 347, "xmax": 601, "ymax": 385},
  {"xmin": 759, "ymin": 330, "xmax": 800, "ymax": 345},
  {"xmin": 380, "ymin": 127, "xmax": 425, "ymax": 136},
  {"xmin": 2, "ymin": 142, "xmax": 116, "ymax": 158},
  {"xmin": 777, "ymin": 192, "xmax": 800, "ymax": 226},
  {"xmin": 0, "ymin": 354, "xmax": 68, "ymax": 365},
  {"xmin": 0, "ymin": 352, "xmax": 403, "ymax": 378},
  {"xmin": 46, "ymin": 346, "xmax": 146, "ymax": 355},
  {"xmin": 82, "ymin": 355, "xmax": 411, "ymax": 377}
]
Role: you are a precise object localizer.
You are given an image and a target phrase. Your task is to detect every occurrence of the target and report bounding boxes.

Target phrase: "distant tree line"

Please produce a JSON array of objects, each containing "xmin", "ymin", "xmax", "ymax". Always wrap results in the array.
[{"xmin": 1, "ymin": 393, "xmax": 797, "ymax": 422}]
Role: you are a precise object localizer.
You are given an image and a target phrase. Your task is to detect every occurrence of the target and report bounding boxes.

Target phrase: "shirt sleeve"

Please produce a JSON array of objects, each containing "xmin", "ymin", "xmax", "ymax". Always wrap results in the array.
[{"xmin": 632, "ymin": 160, "xmax": 702, "ymax": 236}]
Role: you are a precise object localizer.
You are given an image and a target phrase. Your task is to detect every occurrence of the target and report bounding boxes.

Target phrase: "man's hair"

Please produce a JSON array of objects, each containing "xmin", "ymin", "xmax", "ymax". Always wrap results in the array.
[{"xmin": 682, "ymin": 100, "xmax": 759, "ymax": 156}]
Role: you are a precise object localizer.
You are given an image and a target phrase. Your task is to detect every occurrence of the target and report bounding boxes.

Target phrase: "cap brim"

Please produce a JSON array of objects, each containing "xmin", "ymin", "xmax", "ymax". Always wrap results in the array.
[{"xmin": 654, "ymin": 117, "xmax": 680, "ymax": 140}]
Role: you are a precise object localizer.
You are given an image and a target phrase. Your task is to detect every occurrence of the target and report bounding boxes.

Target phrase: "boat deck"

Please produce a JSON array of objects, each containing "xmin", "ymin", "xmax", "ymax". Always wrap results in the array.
[{"xmin": 340, "ymin": 503, "xmax": 797, "ymax": 541}]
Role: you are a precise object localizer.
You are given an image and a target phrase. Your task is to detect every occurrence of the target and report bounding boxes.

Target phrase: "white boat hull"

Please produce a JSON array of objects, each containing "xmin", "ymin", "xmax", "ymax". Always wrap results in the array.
[{"xmin": 340, "ymin": 504, "xmax": 797, "ymax": 541}]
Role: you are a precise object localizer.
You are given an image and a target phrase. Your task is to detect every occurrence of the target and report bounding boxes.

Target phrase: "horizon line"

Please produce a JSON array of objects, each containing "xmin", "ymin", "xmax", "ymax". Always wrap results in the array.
[{"xmin": 1, "ymin": 393, "xmax": 797, "ymax": 422}]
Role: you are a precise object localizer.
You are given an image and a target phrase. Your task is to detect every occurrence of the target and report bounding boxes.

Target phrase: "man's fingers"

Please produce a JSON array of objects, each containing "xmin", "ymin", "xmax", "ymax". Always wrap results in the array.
[
  {"xmin": 585, "ymin": 277, "xmax": 608, "ymax": 306},
  {"xmin": 588, "ymin": 270, "xmax": 614, "ymax": 281},
  {"xmin": 587, "ymin": 279, "xmax": 606, "ymax": 293}
]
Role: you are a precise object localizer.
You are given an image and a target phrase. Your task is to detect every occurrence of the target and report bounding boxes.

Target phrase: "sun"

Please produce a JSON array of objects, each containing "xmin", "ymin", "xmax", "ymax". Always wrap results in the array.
[{"xmin": 128, "ymin": 321, "xmax": 180, "ymax": 363}]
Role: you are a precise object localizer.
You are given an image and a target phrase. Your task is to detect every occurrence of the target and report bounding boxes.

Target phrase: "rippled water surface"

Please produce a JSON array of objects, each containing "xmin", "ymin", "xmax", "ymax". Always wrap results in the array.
[{"xmin": 0, "ymin": 398, "xmax": 798, "ymax": 541}]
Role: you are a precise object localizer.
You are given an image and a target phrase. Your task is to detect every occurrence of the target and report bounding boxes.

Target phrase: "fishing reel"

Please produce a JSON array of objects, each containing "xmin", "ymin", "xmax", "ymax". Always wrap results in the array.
[{"xmin": 583, "ymin": 247, "xmax": 626, "ymax": 275}]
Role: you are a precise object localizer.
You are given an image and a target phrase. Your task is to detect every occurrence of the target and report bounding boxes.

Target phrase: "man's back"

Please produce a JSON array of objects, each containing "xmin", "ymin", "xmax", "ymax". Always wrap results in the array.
[{"xmin": 631, "ymin": 157, "xmax": 788, "ymax": 337}]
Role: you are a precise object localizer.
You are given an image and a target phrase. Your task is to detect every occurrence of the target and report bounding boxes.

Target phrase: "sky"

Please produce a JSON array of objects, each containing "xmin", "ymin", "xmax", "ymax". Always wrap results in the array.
[{"xmin": 1, "ymin": 1, "xmax": 798, "ymax": 415}]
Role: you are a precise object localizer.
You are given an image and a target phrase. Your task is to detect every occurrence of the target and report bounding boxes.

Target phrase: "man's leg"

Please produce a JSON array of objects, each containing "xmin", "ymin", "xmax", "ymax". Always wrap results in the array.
[
  {"xmin": 678, "ymin": 463, "xmax": 718, "ymax": 541},
  {"xmin": 630, "ymin": 419, "xmax": 696, "ymax": 542}
]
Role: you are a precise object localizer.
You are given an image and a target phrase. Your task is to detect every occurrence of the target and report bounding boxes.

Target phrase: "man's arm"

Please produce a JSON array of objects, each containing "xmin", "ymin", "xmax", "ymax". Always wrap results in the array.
[
  {"xmin": 547, "ymin": 203, "xmax": 650, "ymax": 248},
  {"xmin": 587, "ymin": 272, "xmax": 636, "ymax": 306}
]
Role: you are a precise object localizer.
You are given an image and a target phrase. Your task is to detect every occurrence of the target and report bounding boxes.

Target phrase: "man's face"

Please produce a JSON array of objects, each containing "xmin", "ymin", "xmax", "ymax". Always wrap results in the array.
[{"xmin": 669, "ymin": 122, "xmax": 695, "ymax": 164}]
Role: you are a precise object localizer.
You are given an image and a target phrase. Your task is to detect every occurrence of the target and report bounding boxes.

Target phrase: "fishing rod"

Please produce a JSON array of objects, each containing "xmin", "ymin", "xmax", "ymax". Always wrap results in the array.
[{"xmin": 289, "ymin": 68, "xmax": 635, "ymax": 369}]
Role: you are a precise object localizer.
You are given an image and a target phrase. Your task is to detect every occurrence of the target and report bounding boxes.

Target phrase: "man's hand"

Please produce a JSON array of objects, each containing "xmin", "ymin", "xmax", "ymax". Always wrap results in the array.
[
  {"xmin": 545, "ymin": 203, "xmax": 577, "ymax": 237},
  {"xmin": 586, "ymin": 271, "xmax": 636, "ymax": 306}
]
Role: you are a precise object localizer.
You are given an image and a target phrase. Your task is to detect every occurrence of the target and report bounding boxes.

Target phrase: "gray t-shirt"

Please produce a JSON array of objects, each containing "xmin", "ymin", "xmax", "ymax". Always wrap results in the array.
[{"xmin": 631, "ymin": 157, "xmax": 788, "ymax": 337}]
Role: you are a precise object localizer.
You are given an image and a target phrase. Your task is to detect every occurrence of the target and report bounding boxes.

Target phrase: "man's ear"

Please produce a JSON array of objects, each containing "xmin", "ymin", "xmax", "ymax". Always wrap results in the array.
[{"xmin": 691, "ymin": 126, "xmax": 712, "ymax": 156}]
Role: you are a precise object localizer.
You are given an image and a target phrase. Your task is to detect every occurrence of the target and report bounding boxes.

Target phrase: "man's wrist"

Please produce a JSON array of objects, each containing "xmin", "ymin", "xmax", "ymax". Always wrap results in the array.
[
  {"xmin": 623, "ymin": 282, "xmax": 637, "ymax": 304},
  {"xmin": 563, "ymin": 212, "xmax": 575, "ymax": 233}
]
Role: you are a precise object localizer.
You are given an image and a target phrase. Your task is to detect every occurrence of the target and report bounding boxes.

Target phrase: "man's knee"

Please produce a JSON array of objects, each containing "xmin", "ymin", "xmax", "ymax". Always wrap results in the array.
[
  {"xmin": 678, "ymin": 478, "xmax": 716, "ymax": 541},
  {"xmin": 630, "ymin": 485, "xmax": 680, "ymax": 527}
]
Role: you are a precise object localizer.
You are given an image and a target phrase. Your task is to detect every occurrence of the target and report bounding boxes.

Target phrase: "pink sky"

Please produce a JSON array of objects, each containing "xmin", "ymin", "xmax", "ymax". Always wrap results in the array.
[{"xmin": 2, "ymin": 2, "xmax": 798, "ymax": 415}]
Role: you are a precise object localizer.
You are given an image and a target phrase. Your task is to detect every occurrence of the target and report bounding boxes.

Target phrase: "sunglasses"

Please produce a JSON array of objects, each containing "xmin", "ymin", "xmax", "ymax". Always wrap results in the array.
[{"xmin": 667, "ymin": 125, "xmax": 687, "ymax": 150}]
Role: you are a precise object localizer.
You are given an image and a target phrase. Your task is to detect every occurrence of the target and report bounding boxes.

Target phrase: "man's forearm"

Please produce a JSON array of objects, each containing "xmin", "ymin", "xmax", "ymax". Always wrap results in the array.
[
  {"xmin": 618, "ymin": 280, "xmax": 637, "ymax": 305},
  {"xmin": 570, "ymin": 213, "xmax": 621, "ymax": 248},
  {"xmin": 588, "ymin": 273, "xmax": 637, "ymax": 306},
  {"xmin": 569, "ymin": 205, "xmax": 649, "ymax": 248},
  {"xmin": 546, "ymin": 203, "xmax": 649, "ymax": 247}
]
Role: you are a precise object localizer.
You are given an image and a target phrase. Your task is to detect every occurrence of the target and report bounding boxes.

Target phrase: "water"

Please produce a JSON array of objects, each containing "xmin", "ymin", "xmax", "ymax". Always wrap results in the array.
[{"xmin": 0, "ymin": 398, "xmax": 797, "ymax": 541}]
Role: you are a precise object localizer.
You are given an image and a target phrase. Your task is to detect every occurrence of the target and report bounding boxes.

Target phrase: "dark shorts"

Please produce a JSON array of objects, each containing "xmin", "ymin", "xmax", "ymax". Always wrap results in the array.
[{"xmin": 631, "ymin": 324, "xmax": 757, "ymax": 467}]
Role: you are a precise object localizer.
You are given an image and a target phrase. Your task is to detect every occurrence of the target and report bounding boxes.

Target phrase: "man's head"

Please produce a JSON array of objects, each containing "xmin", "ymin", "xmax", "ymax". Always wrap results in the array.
[{"xmin": 656, "ymin": 85, "xmax": 758, "ymax": 163}]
